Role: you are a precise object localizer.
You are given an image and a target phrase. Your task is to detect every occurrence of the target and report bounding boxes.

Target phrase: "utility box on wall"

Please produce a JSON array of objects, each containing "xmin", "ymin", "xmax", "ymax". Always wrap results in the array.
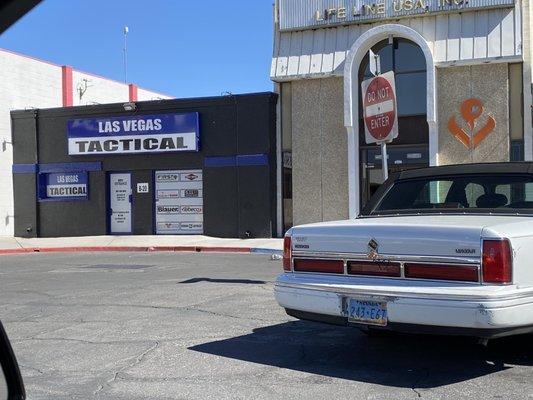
[{"xmin": 11, "ymin": 92, "xmax": 278, "ymax": 238}]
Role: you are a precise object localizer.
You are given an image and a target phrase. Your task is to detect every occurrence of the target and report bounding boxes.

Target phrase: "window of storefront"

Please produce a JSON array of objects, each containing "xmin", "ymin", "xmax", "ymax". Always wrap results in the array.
[{"xmin": 358, "ymin": 38, "xmax": 429, "ymax": 208}]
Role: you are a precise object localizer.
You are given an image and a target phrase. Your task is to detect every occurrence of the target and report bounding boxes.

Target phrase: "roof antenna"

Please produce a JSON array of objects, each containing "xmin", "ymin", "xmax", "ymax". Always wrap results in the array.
[{"xmin": 123, "ymin": 26, "xmax": 129, "ymax": 83}]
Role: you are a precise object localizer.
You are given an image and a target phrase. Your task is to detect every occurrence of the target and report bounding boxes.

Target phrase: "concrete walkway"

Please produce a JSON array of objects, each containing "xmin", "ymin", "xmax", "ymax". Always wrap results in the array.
[{"xmin": 0, "ymin": 235, "xmax": 283, "ymax": 254}]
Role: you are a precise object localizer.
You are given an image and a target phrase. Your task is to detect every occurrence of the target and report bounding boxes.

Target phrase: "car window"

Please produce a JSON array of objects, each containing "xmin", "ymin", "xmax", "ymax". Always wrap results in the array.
[
  {"xmin": 372, "ymin": 174, "xmax": 533, "ymax": 214},
  {"xmin": 465, "ymin": 183, "xmax": 485, "ymax": 207}
]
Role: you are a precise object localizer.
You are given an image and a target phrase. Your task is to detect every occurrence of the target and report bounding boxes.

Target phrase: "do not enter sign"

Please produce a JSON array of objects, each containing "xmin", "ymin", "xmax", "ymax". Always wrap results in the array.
[{"xmin": 361, "ymin": 71, "xmax": 398, "ymax": 144}]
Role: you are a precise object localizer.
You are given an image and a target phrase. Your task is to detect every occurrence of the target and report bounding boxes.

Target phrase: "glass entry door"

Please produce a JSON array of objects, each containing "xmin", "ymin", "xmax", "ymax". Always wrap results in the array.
[{"xmin": 360, "ymin": 145, "xmax": 429, "ymax": 209}]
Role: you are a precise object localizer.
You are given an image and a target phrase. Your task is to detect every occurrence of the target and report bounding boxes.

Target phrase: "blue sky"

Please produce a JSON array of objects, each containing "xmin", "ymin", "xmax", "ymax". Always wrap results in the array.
[{"xmin": 0, "ymin": 0, "xmax": 275, "ymax": 98}]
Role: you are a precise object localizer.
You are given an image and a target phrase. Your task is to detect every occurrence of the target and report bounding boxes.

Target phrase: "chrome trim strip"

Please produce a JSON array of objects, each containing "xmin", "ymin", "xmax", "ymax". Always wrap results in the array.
[
  {"xmin": 275, "ymin": 281, "xmax": 533, "ymax": 302},
  {"xmin": 291, "ymin": 251, "xmax": 480, "ymax": 265}
]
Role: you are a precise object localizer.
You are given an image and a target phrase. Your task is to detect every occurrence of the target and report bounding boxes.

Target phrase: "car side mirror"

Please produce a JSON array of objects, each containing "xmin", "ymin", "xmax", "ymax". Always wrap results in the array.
[{"xmin": 0, "ymin": 321, "xmax": 25, "ymax": 400}]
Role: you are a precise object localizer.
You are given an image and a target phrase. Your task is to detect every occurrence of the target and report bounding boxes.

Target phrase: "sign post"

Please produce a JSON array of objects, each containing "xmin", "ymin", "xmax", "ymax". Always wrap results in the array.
[{"xmin": 361, "ymin": 70, "xmax": 398, "ymax": 181}]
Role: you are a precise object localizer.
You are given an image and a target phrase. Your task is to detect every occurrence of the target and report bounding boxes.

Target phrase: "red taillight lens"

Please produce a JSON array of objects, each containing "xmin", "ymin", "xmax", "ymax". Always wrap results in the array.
[
  {"xmin": 283, "ymin": 236, "xmax": 292, "ymax": 271},
  {"xmin": 347, "ymin": 261, "xmax": 401, "ymax": 277},
  {"xmin": 482, "ymin": 239, "xmax": 512, "ymax": 284},
  {"xmin": 293, "ymin": 259, "xmax": 344, "ymax": 274},
  {"xmin": 404, "ymin": 263, "xmax": 479, "ymax": 282}
]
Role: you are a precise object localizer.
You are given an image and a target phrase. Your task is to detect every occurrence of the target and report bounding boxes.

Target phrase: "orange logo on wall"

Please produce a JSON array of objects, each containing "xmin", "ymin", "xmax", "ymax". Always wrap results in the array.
[{"xmin": 448, "ymin": 98, "xmax": 496, "ymax": 149}]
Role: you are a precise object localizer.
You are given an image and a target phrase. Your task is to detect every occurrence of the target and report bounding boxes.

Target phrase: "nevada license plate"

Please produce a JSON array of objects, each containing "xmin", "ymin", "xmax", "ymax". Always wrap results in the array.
[{"xmin": 347, "ymin": 299, "xmax": 387, "ymax": 326}]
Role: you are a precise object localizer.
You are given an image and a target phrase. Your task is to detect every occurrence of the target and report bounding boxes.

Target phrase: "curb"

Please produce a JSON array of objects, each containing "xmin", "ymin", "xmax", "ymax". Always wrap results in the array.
[{"xmin": 0, "ymin": 246, "xmax": 282, "ymax": 255}]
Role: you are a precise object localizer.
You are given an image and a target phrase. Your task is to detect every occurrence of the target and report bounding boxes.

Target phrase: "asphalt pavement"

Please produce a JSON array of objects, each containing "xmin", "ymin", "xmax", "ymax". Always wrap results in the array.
[{"xmin": 0, "ymin": 252, "xmax": 532, "ymax": 399}]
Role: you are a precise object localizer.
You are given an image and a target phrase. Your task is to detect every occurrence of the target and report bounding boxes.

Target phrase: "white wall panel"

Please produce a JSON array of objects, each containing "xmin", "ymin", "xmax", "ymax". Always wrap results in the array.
[
  {"xmin": 271, "ymin": 8, "xmax": 521, "ymax": 80},
  {"xmin": 137, "ymin": 88, "xmax": 171, "ymax": 101},
  {"xmin": 422, "ymin": 17, "xmax": 436, "ymax": 54},
  {"xmin": 322, "ymin": 28, "xmax": 337, "ymax": 73},
  {"xmin": 310, "ymin": 29, "xmax": 325, "ymax": 74},
  {"xmin": 0, "ymin": 49, "xmax": 169, "ymax": 236},
  {"xmin": 298, "ymin": 30, "xmax": 314, "ymax": 75},
  {"xmin": 447, "ymin": 14, "xmax": 462, "ymax": 61},
  {"xmin": 434, "ymin": 15, "xmax": 449, "ymax": 62},
  {"xmin": 0, "ymin": 50, "xmax": 62, "ymax": 236},
  {"xmin": 72, "ymin": 71, "xmax": 127, "ymax": 106},
  {"xmin": 333, "ymin": 26, "xmax": 348, "ymax": 72},
  {"xmin": 474, "ymin": 11, "xmax": 489, "ymax": 59},
  {"xmin": 288, "ymin": 31, "xmax": 302, "ymax": 76},
  {"xmin": 460, "ymin": 13, "xmax": 475, "ymax": 60},
  {"xmin": 501, "ymin": 9, "xmax": 516, "ymax": 56},
  {"xmin": 488, "ymin": 9, "xmax": 503, "ymax": 57},
  {"xmin": 275, "ymin": 32, "xmax": 291, "ymax": 77}
]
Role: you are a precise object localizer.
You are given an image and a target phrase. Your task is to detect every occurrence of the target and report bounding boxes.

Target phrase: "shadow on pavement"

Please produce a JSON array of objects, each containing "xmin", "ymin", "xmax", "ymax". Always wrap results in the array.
[
  {"xmin": 178, "ymin": 277, "xmax": 267, "ymax": 285},
  {"xmin": 189, "ymin": 320, "xmax": 533, "ymax": 388}
]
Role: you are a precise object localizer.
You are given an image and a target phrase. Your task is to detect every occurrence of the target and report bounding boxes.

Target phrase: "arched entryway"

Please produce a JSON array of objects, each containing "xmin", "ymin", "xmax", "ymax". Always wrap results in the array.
[
  {"xmin": 344, "ymin": 24, "xmax": 437, "ymax": 218},
  {"xmin": 358, "ymin": 38, "xmax": 429, "ymax": 207}
]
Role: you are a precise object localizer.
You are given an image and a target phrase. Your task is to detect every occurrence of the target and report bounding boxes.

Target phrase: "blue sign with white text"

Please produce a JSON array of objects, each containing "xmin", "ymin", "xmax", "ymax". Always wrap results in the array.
[
  {"xmin": 67, "ymin": 112, "xmax": 200, "ymax": 155},
  {"xmin": 39, "ymin": 172, "xmax": 88, "ymax": 201}
]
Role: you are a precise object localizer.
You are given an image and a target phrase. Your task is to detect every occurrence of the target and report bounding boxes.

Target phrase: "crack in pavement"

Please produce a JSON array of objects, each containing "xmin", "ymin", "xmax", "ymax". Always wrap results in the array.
[
  {"xmin": 93, "ymin": 340, "xmax": 160, "ymax": 398},
  {"xmin": 185, "ymin": 306, "xmax": 277, "ymax": 323},
  {"xmin": 411, "ymin": 368, "xmax": 430, "ymax": 398},
  {"xmin": 18, "ymin": 363, "xmax": 44, "ymax": 375}
]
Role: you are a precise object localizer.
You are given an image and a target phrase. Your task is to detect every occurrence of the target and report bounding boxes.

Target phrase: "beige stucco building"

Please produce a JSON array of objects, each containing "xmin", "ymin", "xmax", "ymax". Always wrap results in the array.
[{"xmin": 271, "ymin": 0, "xmax": 532, "ymax": 232}]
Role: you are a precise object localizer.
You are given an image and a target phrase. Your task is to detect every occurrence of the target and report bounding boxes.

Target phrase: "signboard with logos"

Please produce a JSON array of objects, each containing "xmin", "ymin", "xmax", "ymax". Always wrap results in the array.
[
  {"xmin": 38, "ymin": 172, "xmax": 88, "ymax": 201},
  {"xmin": 67, "ymin": 113, "xmax": 199, "ymax": 156},
  {"xmin": 154, "ymin": 169, "xmax": 203, "ymax": 235},
  {"xmin": 278, "ymin": 0, "xmax": 515, "ymax": 31}
]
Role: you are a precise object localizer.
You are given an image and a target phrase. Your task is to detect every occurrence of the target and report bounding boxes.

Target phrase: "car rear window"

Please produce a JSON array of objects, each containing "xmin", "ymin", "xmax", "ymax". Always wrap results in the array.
[{"xmin": 372, "ymin": 174, "xmax": 533, "ymax": 214}]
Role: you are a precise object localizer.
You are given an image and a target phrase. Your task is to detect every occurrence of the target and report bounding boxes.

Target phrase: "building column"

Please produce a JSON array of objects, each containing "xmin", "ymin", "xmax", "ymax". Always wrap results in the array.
[
  {"xmin": 522, "ymin": 0, "xmax": 533, "ymax": 160},
  {"xmin": 61, "ymin": 66, "xmax": 73, "ymax": 107},
  {"xmin": 128, "ymin": 84, "xmax": 138, "ymax": 102}
]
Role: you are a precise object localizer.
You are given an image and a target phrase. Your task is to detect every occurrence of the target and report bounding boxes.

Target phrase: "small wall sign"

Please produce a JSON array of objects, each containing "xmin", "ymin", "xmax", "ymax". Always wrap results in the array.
[
  {"xmin": 448, "ymin": 98, "xmax": 496, "ymax": 149},
  {"xmin": 137, "ymin": 182, "xmax": 149, "ymax": 193},
  {"xmin": 38, "ymin": 172, "xmax": 88, "ymax": 201}
]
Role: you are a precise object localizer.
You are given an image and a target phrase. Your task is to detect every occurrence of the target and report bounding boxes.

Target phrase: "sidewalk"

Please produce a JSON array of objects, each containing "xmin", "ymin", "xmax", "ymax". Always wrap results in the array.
[{"xmin": 0, "ymin": 235, "xmax": 283, "ymax": 255}]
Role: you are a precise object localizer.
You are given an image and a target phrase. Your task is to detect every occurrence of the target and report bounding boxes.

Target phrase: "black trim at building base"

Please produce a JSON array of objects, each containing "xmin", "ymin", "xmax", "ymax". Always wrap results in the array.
[{"xmin": 284, "ymin": 308, "xmax": 533, "ymax": 339}]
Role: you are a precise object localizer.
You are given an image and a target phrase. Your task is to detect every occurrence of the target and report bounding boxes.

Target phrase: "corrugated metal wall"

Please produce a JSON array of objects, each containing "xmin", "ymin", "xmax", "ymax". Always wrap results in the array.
[
  {"xmin": 271, "ymin": 8, "xmax": 521, "ymax": 80},
  {"xmin": 278, "ymin": 0, "xmax": 515, "ymax": 30}
]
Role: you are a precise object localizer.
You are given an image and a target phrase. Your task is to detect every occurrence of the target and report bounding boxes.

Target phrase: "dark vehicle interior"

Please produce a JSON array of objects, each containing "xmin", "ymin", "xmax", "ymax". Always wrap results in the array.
[{"xmin": 371, "ymin": 174, "xmax": 533, "ymax": 213}]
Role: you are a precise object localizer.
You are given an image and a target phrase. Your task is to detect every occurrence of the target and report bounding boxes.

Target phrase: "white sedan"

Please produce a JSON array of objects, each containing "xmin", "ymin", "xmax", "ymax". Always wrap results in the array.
[{"xmin": 275, "ymin": 163, "xmax": 533, "ymax": 339}]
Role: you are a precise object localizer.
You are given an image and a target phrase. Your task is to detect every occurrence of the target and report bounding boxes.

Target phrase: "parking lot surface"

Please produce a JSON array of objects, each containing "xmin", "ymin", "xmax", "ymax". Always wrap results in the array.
[{"xmin": 1, "ymin": 252, "xmax": 532, "ymax": 399}]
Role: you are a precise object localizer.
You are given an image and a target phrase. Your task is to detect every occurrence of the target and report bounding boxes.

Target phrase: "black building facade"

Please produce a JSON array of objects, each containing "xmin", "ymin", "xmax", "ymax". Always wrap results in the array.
[{"xmin": 11, "ymin": 92, "xmax": 278, "ymax": 238}]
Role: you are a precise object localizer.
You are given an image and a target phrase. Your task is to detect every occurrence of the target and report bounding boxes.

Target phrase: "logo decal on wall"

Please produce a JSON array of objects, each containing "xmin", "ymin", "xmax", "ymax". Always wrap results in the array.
[{"xmin": 448, "ymin": 98, "xmax": 496, "ymax": 149}]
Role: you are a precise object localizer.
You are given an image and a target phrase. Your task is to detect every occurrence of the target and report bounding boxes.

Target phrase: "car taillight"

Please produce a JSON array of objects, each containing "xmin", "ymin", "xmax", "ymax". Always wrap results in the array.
[
  {"xmin": 293, "ymin": 259, "xmax": 344, "ymax": 274},
  {"xmin": 482, "ymin": 239, "xmax": 512, "ymax": 284},
  {"xmin": 283, "ymin": 236, "xmax": 292, "ymax": 271},
  {"xmin": 404, "ymin": 263, "xmax": 479, "ymax": 282}
]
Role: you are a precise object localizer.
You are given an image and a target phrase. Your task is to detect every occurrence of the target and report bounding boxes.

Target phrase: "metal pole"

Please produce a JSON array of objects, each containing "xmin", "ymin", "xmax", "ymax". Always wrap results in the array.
[
  {"xmin": 381, "ymin": 142, "xmax": 389, "ymax": 181},
  {"xmin": 123, "ymin": 26, "xmax": 129, "ymax": 83}
]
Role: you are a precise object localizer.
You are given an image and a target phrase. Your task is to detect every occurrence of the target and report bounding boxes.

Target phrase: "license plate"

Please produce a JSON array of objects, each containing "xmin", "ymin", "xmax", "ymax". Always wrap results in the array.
[{"xmin": 347, "ymin": 299, "xmax": 387, "ymax": 326}]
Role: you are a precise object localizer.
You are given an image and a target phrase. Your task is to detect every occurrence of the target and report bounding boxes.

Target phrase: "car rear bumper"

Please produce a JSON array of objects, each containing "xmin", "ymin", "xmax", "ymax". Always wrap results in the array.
[{"xmin": 275, "ymin": 273, "xmax": 533, "ymax": 338}]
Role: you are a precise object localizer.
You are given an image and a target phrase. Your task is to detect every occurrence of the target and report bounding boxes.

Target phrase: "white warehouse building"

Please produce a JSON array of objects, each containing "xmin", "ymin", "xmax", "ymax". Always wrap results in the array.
[{"xmin": 0, "ymin": 48, "xmax": 171, "ymax": 236}]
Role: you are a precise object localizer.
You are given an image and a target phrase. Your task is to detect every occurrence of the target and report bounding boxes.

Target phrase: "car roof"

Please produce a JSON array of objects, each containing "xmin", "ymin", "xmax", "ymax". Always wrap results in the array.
[{"xmin": 398, "ymin": 162, "xmax": 533, "ymax": 179}]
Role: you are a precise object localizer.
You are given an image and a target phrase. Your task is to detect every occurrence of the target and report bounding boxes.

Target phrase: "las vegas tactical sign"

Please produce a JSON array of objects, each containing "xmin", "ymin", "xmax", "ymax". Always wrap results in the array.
[
  {"xmin": 361, "ymin": 71, "xmax": 398, "ymax": 144},
  {"xmin": 67, "ymin": 112, "xmax": 199, "ymax": 155}
]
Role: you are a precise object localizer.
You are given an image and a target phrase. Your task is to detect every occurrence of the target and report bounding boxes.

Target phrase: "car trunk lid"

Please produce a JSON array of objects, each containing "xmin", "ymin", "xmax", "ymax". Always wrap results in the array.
[{"xmin": 290, "ymin": 215, "xmax": 524, "ymax": 259}]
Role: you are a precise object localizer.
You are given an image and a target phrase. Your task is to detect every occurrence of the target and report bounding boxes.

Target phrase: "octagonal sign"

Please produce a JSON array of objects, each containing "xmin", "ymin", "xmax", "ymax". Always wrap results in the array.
[{"xmin": 361, "ymin": 71, "xmax": 398, "ymax": 144}]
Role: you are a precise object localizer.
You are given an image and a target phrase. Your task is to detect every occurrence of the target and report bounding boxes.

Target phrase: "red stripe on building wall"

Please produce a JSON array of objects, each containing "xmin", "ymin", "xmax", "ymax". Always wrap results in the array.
[
  {"xmin": 61, "ymin": 66, "xmax": 73, "ymax": 107},
  {"xmin": 129, "ymin": 84, "xmax": 138, "ymax": 102}
]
